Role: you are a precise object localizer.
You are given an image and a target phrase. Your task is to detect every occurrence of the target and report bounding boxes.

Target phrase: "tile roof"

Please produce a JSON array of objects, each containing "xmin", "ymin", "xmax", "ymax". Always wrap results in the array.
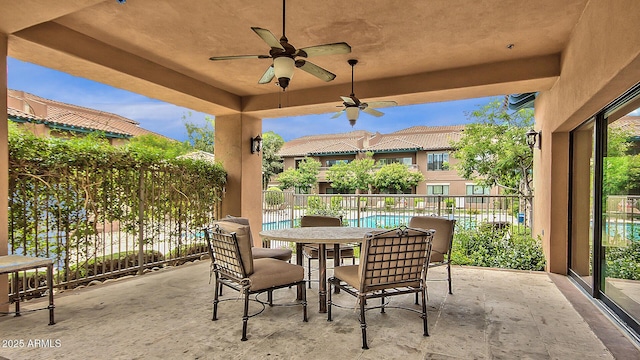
[
  {"xmin": 7, "ymin": 89, "xmax": 165, "ymax": 138},
  {"xmin": 280, "ymin": 133, "xmax": 369, "ymax": 157},
  {"xmin": 612, "ymin": 115, "xmax": 640, "ymax": 135},
  {"xmin": 8, "ymin": 107, "xmax": 43, "ymax": 122},
  {"xmin": 309, "ymin": 141, "xmax": 361, "ymax": 155},
  {"xmin": 279, "ymin": 125, "xmax": 464, "ymax": 156},
  {"xmin": 364, "ymin": 138, "xmax": 422, "ymax": 152}
]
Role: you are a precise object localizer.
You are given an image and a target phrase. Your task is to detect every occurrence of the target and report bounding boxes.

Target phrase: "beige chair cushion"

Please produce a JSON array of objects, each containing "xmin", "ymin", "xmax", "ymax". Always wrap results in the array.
[
  {"xmin": 220, "ymin": 216, "xmax": 254, "ymax": 245},
  {"xmin": 249, "ymin": 258, "xmax": 304, "ymax": 291},
  {"xmin": 222, "ymin": 215, "xmax": 293, "ymax": 261},
  {"xmin": 409, "ymin": 216, "xmax": 455, "ymax": 263},
  {"xmin": 215, "ymin": 221, "xmax": 254, "ymax": 275},
  {"xmin": 333, "ymin": 265, "xmax": 360, "ymax": 289},
  {"xmin": 252, "ymin": 247, "xmax": 292, "ymax": 261},
  {"xmin": 300, "ymin": 215, "xmax": 342, "ymax": 227}
]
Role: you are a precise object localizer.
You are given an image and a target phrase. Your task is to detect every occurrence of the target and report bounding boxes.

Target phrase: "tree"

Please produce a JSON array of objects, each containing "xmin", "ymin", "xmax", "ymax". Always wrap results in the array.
[
  {"xmin": 327, "ymin": 153, "xmax": 376, "ymax": 193},
  {"xmin": 183, "ymin": 112, "xmax": 215, "ymax": 153},
  {"xmin": 277, "ymin": 157, "xmax": 321, "ymax": 193},
  {"xmin": 604, "ymin": 126, "xmax": 640, "ymax": 196},
  {"xmin": 261, "ymin": 131, "xmax": 285, "ymax": 189},
  {"xmin": 451, "ymin": 99, "xmax": 534, "ymax": 197},
  {"xmin": 373, "ymin": 162, "xmax": 424, "ymax": 193}
]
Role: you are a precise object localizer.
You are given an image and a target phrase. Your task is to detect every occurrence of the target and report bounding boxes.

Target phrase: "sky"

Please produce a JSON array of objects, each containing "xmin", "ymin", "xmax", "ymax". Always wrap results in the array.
[{"xmin": 7, "ymin": 57, "xmax": 498, "ymax": 142}]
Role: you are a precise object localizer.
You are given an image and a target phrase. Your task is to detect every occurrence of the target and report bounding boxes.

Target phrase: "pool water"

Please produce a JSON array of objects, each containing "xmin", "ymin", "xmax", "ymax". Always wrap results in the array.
[{"xmin": 263, "ymin": 215, "xmax": 434, "ymax": 230}]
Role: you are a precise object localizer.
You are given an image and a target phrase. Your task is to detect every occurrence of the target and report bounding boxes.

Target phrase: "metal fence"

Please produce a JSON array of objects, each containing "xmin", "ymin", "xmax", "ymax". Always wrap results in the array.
[
  {"xmin": 262, "ymin": 191, "xmax": 533, "ymax": 249},
  {"xmin": 8, "ymin": 164, "xmax": 222, "ymax": 298}
]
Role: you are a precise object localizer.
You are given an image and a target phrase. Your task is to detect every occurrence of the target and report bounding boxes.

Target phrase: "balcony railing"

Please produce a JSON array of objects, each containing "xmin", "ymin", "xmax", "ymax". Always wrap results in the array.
[{"xmin": 262, "ymin": 192, "xmax": 532, "ymax": 248}]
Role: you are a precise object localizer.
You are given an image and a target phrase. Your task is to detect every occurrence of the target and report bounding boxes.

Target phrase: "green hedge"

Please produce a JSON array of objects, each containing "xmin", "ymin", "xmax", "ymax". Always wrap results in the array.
[{"xmin": 451, "ymin": 223, "xmax": 545, "ymax": 271}]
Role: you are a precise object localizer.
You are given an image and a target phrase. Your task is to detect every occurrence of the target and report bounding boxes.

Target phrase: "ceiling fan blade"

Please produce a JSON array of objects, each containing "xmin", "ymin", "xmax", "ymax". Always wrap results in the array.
[
  {"xmin": 209, "ymin": 54, "xmax": 271, "ymax": 61},
  {"xmin": 251, "ymin": 27, "xmax": 284, "ymax": 50},
  {"xmin": 330, "ymin": 110, "xmax": 345, "ymax": 119},
  {"xmin": 362, "ymin": 106, "xmax": 385, "ymax": 117},
  {"xmin": 340, "ymin": 96, "xmax": 356, "ymax": 106},
  {"xmin": 258, "ymin": 65, "xmax": 275, "ymax": 84},
  {"xmin": 366, "ymin": 100, "xmax": 398, "ymax": 108},
  {"xmin": 296, "ymin": 42, "xmax": 352, "ymax": 58},
  {"xmin": 295, "ymin": 60, "xmax": 336, "ymax": 82}
]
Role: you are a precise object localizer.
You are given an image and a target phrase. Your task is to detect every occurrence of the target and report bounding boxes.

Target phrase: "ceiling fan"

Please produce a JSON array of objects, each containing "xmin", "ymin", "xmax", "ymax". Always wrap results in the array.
[
  {"xmin": 332, "ymin": 59, "xmax": 398, "ymax": 126},
  {"xmin": 209, "ymin": 0, "xmax": 351, "ymax": 91}
]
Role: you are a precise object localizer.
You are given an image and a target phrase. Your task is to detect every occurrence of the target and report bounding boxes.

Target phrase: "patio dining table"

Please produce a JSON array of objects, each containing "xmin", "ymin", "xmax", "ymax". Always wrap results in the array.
[{"xmin": 259, "ymin": 226, "xmax": 378, "ymax": 313}]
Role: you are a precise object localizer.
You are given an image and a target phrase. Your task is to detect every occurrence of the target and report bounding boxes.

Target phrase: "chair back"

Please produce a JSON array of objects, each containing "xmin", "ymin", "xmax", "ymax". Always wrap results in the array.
[
  {"xmin": 204, "ymin": 226, "xmax": 247, "ymax": 281},
  {"xmin": 359, "ymin": 226, "xmax": 434, "ymax": 293},
  {"xmin": 300, "ymin": 215, "xmax": 342, "ymax": 227},
  {"xmin": 409, "ymin": 216, "xmax": 455, "ymax": 263},
  {"xmin": 219, "ymin": 215, "xmax": 255, "ymax": 247}
]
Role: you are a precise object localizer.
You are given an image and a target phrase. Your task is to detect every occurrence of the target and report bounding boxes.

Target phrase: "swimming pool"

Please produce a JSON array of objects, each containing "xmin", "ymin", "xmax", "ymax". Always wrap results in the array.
[{"xmin": 263, "ymin": 215, "xmax": 442, "ymax": 230}]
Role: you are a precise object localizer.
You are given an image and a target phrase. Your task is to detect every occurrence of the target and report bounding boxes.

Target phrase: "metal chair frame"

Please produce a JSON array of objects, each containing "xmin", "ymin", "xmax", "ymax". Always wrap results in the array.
[
  {"xmin": 204, "ymin": 226, "xmax": 307, "ymax": 341},
  {"xmin": 328, "ymin": 226, "xmax": 434, "ymax": 349}
]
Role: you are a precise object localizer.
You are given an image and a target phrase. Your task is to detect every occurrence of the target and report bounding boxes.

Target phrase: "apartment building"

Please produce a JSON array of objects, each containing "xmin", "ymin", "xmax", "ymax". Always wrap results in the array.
[{"xmin": 278, "ymin": 125, "xmax": 497, "ymax": 197}]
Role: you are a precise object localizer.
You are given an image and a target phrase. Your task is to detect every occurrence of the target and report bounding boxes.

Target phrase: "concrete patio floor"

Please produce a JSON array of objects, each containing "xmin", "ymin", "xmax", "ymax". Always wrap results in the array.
[{"xmin": 1, "ymin": 259, "xmax": 639, "ymax": 360}]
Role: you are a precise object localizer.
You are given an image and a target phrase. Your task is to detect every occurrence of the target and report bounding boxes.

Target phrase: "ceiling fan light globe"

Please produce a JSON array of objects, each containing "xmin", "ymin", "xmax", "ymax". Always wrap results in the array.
[
  {"xmin": 346, "ymin": 106, "xmax": 360, "ymax": 122},
  {"xmin": 273, "ymin": 57, "xmax": 295, "ymax": 80}
]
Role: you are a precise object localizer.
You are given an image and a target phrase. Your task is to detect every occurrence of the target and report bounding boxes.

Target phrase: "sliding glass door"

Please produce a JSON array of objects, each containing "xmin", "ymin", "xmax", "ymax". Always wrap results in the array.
[{"xmin": 570, "ymin": 83, "xmax": 640, "ymax": 334}]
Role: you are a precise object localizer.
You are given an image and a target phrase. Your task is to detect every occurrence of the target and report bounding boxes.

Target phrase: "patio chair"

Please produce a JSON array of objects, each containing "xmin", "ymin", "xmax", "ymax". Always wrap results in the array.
[
  {"xmin": 409, "ymin": 215, "xmax": 456, "ymax": 294},
  {"xmin": 327, "ymin": 226, "xmax": 434, "ymax": 349},
  {"xmin": 204, "ymin": 225, "xmax": 307, "ymax": 341},
  {"xmin": 218, "ymin": 215, "xmax": 292, "ymax": 262},
  {"xmin": 300, "ymin": 215, "xmax": 356, "ymax": 288}
]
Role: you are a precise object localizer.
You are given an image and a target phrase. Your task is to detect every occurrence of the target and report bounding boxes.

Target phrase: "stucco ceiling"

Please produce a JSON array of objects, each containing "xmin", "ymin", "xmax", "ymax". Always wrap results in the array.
[{"xmin": 2, "ymin": 0, "xmax": 588, "ymax": 118}]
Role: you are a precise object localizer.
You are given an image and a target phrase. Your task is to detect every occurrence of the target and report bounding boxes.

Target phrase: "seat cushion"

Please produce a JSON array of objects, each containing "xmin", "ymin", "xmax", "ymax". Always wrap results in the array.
[
  {"xmin": 333, "ymin": 265, "xmax": 360, "ymax": 289},
  {"xmin": 300, "ymin": 215, "xmax": 342, "ymax": 227},
  {"xmin": 303, "ymin": 244, "xmax": 355, "ymax": 259},
  {"xmin": 252, "ymin": 247, "xmax": 292, "ymax": 261},
  {"xmin": 249, "ymin": 258, "xmax": 304, "ymax": 291},
  {"xmin": 214, "ymin": 221, "xmax": 253, "ymax": 275}
]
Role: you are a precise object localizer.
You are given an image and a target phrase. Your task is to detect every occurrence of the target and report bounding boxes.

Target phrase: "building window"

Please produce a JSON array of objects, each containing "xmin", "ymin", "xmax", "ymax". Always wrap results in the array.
[
  {"xmin": 466, "ymin": 184, "xmax": 490, "ymax": 203},
  {"xmin": 427, "ymin": 153, "xmax": 449, "ymax": 170},
  {"xmin": 427, "ymin": 184, "xmax": 449, "ymax": 195},
  {"xmin": 378, "ymin": 157, "xmax": 412, "ymax": 166},
  {"xmin": 326, "ymin": 159, "xmax": 350, "ymax": 167}
]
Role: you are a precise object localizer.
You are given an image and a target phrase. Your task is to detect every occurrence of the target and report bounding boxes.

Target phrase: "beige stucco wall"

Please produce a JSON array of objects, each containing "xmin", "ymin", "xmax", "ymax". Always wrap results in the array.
[
  {"xmin": 534, "ymin": 0, "xmax": 640, "ymax": 273},
  {"xmin": 1, "ymin": 34, "xmax": 8, "ymax": 311},
  {"xmin": 215, "ymin": 114, "xmax": 263, "ymax": 246}
]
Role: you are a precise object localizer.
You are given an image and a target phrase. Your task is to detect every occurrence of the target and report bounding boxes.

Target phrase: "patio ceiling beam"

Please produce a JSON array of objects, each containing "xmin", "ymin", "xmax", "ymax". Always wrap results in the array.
[
  {"xmin": 242, "ymin": 54, "xmax": 560, "ymax": 118},
  {"xmin": 10, "ymin": 22, "xmax": 241, "ymax": 116}
]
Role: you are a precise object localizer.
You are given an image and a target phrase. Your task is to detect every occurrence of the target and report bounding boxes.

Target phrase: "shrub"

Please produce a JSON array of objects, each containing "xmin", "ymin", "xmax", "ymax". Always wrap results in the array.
[
  {"xmin": 306, "ymin": 195, "xmax": 342, "ymax": 217},
  {"xmin": 444, "ymin": 198, "xmax": 455, "ymax": 214},
  {"xmin": 265, "ymin": 187, "xmax": 285, "ymax": 207},
  {"xmin": 451, "ymin": 223, "xmax": 545, "ymax": 271},
  {"xmin": 605, "ymin": 241, "xmax": 640, "ymax": 280},
  {"xmin": 330, "ymin": 195, "xmax": 343, "ymax": 212}
]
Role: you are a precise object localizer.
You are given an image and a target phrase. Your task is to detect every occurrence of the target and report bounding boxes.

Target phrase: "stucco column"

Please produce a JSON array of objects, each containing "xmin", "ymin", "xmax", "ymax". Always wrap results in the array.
[
  {"xmin": 1, "ymin": 34, "xmax": 9, "ymax": 311},
  {"xmin": 215, "ymin": 113, "xmax": 263, "ymax": 246}
]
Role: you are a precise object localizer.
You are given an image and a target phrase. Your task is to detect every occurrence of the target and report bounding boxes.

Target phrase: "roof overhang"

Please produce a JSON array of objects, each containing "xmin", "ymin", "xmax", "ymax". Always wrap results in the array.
[{"xmin": 2, "ymin": 0, "xmax": 587, "ymax": 119}]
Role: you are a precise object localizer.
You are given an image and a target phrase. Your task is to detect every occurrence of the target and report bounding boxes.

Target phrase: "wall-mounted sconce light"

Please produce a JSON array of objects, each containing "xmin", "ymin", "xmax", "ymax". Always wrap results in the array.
[
  {"xmin": 251, "ymin": 135, "xmax": 263, "ymax": 154},
  {"xmin": 525, "ymin": 129, "xmax": 541, "ymax": 150}
]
